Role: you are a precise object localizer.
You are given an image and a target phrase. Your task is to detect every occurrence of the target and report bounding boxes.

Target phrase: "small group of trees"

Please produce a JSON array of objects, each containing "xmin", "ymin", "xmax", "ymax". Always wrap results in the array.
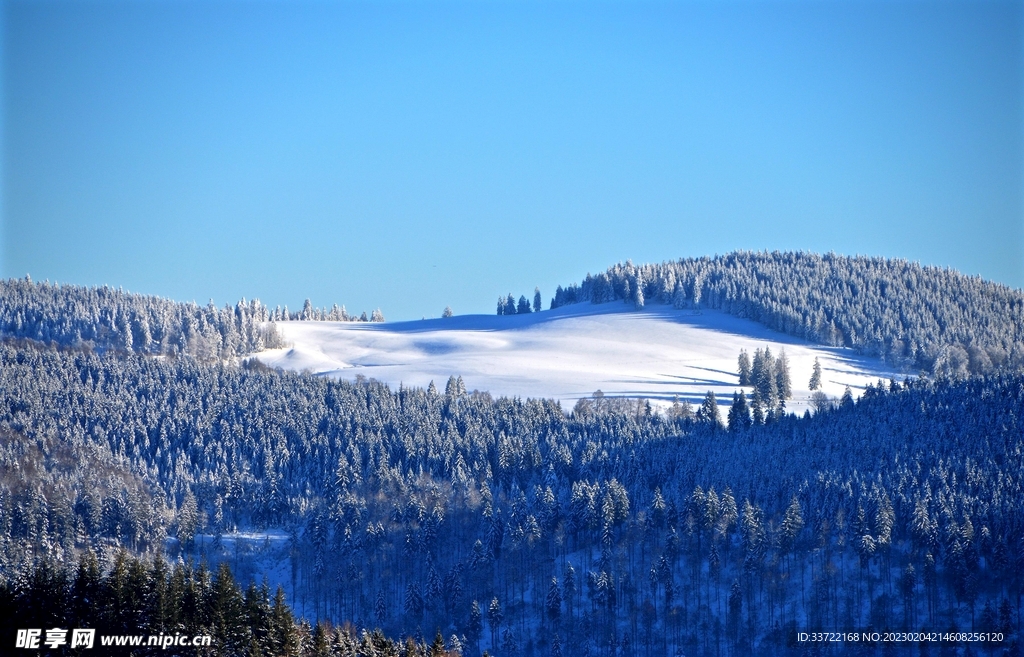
[
  {"xmin": 274, "ymin": 299, "xmax": 383, "ymax": 323},
  {"xmin": 736, "ymin": 347, "xmax": 792, "ymax": 422},
  {"xmin": 496, "ymin": 288, "xmax": 541, "ymax": 316}
]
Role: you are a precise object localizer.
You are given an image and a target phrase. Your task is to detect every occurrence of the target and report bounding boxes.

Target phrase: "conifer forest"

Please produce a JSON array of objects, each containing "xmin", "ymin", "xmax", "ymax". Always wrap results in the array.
[{"xmin": 1, "ymin": 252, "xmax": 1023, "ymax": 656}]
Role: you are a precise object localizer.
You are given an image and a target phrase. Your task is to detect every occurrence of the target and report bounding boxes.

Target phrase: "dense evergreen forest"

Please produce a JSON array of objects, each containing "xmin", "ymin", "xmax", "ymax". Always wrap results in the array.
[
  {"xmin": 2, "ymin": 340, "xmax": 1022, "ymax": 655},
  {"xmin": 0, "ymin": 277, "xmax": 382, "ymax": 361},
  {"xmin": 2, "ymin": 257, "xmax": 1023, "ymax": 656},
  {"xmin": 548, "ymin": 252, "xmax": 1024, "ymax": 377},
  {"xmin": 1, "ymin": 550, "xmax": 463, "ymax": 657}
]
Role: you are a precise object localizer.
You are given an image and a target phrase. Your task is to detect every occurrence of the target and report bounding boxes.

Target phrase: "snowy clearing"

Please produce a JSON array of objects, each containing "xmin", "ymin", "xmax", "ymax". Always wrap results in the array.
[{"xmin": 252, "ymin": 303, "xmax": 903, "ymax": 416}]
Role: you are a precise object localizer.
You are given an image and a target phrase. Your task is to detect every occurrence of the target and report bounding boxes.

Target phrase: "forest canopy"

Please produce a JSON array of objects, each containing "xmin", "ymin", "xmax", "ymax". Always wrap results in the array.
[{"xmin": 548, "ymin": 252, "xmax": 1024, "ymax": 376}]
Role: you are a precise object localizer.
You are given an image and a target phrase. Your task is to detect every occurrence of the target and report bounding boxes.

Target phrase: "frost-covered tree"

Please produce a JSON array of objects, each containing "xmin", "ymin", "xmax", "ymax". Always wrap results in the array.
[
  {"xmin": 696, "ymin": 391, "xmax": 723, "ymax": 429},
  {"xmin": 727, "ymin": 391, "xmax": 751, "ymax": 431},
  {"xmin": 774, "ymin": 349, "xmax": 792, "ymax": 400},
  {"xmin": 809, "ymin": 357, "xmax": 822, "ymax": 390},
  {"xmin": 737, "ymin": 350, "xmax": 752, "ymax": 386}
]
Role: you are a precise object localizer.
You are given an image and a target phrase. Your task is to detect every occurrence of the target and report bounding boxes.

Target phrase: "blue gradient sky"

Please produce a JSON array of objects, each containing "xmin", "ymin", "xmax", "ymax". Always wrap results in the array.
[{"xmin": 2, "ymin": 1, "xmax": 1022, "ymax": 320}]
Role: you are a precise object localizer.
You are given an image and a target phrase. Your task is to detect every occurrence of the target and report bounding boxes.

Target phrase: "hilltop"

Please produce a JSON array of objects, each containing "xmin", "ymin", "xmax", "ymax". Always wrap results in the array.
[{"xmin": 253, "ymin": 302, "xmax": 899, "ymax": 416}]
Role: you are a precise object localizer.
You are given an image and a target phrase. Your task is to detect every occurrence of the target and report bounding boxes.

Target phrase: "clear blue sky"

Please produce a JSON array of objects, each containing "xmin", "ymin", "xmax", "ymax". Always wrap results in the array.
[{"xmin": 2, "ymin": 0, "xmax": 1022, "ymax": 320}]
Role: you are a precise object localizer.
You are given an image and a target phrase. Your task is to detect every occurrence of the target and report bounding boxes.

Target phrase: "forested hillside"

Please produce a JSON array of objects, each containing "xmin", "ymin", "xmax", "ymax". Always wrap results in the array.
[
  {"xmin": 0, "ymin": 278, "xmax": 382, "ymax": 360},
  {"xmin": 548, "ymin": 252, "xmax": 1024, "ymax": 377},
  {"xmin": 2, "ymin": 339, "xmax": 1022, "ymax": 655},
  {"xmin": 0, "ymin": 551, "xmax": 458, "ymax": 657}
]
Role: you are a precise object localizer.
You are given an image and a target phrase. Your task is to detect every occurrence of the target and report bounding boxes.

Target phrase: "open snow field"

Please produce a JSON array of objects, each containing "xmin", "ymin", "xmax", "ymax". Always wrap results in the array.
[{"xmin": 252, "ymin": 303, "xmax": 902, "ymax": 416}]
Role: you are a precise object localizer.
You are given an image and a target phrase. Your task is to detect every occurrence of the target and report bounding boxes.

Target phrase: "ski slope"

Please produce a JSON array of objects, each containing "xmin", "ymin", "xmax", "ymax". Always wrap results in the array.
[{"xmin": 252, "ymin": 303, "xmax": 903, "ymax": 415}]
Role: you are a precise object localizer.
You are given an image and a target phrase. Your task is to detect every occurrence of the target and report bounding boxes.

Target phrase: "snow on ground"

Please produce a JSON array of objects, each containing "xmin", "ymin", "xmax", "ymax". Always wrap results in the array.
[{"xmin": 252, "ymin": 303, "xmax": 903, "ymax": 416}]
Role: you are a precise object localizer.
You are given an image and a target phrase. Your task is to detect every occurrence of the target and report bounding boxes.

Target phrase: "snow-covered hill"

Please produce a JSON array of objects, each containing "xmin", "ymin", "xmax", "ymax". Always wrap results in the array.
[{"xmin": 252, "ymin": 303, "xmax": 903, "ymax": 415}]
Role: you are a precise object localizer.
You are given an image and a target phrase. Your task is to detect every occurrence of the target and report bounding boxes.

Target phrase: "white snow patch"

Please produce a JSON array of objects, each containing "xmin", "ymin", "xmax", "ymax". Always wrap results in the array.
[{"xmin": 253, "ymin": 303, "xmax": 903, "ymax": 415}]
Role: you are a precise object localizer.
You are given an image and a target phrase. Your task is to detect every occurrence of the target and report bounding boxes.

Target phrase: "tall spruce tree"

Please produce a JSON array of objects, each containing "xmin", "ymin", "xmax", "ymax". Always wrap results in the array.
[
  {"xmin": 727, "ymin": 391, "xmax": 752, "ymax": 431},
  {"xmin": 738, "ymin": 350, "xmax": 752, "ymax": 386},
  {"xmin": 809, "ymin": 357, "xmax": 823, "ymax": 390}
]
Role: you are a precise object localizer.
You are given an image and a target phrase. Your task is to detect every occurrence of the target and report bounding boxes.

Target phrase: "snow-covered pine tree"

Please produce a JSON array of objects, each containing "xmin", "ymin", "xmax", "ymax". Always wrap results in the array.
[
  {"xmin": 738, "ymin": 350, "xmax": 752, "ymax": 386},
  {"xmin": 809, "ymin": 357, "xmax": 822, "ymax": 390}
]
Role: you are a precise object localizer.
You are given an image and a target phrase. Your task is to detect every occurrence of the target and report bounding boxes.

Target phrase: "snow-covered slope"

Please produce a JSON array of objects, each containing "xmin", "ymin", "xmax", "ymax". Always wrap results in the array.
[{"xmin": 252, "ymin": 303, "xmax": 903, "ymax": 415}]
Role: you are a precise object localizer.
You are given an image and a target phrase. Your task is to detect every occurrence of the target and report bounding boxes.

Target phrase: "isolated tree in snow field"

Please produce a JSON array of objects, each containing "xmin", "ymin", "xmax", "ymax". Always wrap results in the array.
[
  {"xmin": 810, "ymin": 357, "xmax": 822, "ymax": 390},
  {"xmin": 442, "ymin": 306, "xmax": 453, "ymax": 318},
  {"xmin": 534, "ymin": 288, "xmax": 542, "ymax": 313}
]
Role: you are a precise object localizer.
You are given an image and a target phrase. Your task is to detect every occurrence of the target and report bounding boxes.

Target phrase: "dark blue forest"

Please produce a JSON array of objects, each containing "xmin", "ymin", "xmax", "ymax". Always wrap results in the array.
[{"xmin": 1, "ymin": 253, "xmax": 1022, "ymax": 656}]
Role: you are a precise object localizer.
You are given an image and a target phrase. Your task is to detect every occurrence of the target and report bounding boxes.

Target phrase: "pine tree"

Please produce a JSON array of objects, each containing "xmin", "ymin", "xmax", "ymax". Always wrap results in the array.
[
  {"xmin": 534, "ymin": 288, "xmax": 542, "ymax": 313},
  {"xmin": 546, "ymin": 577, "xmax": 562, "ymax": 623},
  {"xmin": 430, "ymin": 630, "xmax": 446, "ymax": 657},
  {"xmin": 501, "ymin": 626, "xmax": 518, "ymax": 653},
  {"xmin": 774, "ymin": 348, "xmax": 792, "ymax": 399},
  {"xmin": 809, "ymin": 357, "xmax": 822, "ymax": 390},
  {"xmin": 780, "ymin": 497, "xmax": 803, "ymax": 554},
  {"xmin": 517, "ymin": 295, "xmax": 532, "ymax": 314},
  {"xmin": 404, "ymin": 583, "xmax": 425, "ymax": 623},
  {"xmin": 270, "ymin": 587, "xmax": 300, "ymax": 657},
  {"xmin": 696, "ymin": 391, "xmax": 723, "ymax": 429},
  {"xmin": 312, "ymin": 622, "xmax": 332, "ymax": 657},
  {"xmin": 668, "ymin": 395, "xmax": 693, "ymax": 421},
  {"xmin": 727, "ymin": 391, "xmax": 752, "ymax": 431},
  {"xmin": 212, "ymin": 562, "xmax": 248, "ymax": 654},
  {"xmin": 487, "ymin": 597, "xmax": 503, "ymax": 648},
  {"xmin": 178, "ymin": 490, "xmax": 199, "ymax": 550},
  {"xmin": 738, "ymin": 350, "xmax": 752, "ymax": 386},
  {"xmin": 563, "ymin": 564, "xmax": 577, "ymax": 621},
  {"xmin": 467, "ymin": 600, "xmax": 483, "ymax": 651},
  {"xmin": 727, "ymin": 580, "xmax": 742, "ymax": 642}
]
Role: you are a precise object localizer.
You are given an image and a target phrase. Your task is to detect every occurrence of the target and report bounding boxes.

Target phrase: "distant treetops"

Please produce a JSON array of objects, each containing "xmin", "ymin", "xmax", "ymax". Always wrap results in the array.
[
  {"xmin": 496, "ymin": 287, "xmax": 542, "ymax": 315},
  {"xmin": 543, "ymin": 251, "xmax": 1024, "ymax": 377},
  {"xmin": 0, "ymin": 277, "xmax": 383, "ymax": 360}
]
